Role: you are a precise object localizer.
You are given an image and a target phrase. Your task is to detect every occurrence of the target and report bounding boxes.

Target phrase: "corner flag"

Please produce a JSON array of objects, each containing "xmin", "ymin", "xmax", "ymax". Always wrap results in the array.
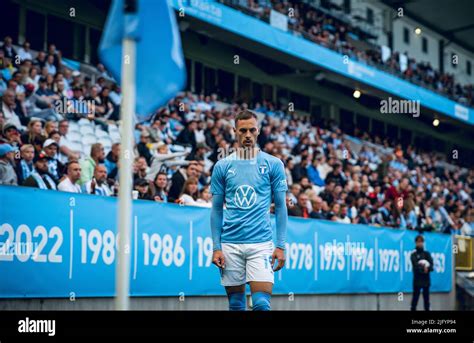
[
  {"xmin": 99, "ymin": 0, "xmax": 186, "ymax": 119},
  {"xmin": 98, "ymin": 0, "xmax": 186, "ymax": 310}
]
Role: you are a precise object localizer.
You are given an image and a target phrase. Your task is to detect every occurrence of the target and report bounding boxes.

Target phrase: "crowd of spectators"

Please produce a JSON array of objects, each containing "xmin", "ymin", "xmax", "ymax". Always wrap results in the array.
[
  {"xmin": 223, "ymin": 0, "xmax": 474, "ymax": 107},
  {"xmin": 0, "ymin": 35, "xmax": 473, "ymax": 237}
]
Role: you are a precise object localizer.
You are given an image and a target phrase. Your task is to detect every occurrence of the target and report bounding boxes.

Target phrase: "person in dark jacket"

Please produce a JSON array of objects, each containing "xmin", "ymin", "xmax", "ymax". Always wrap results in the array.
[
  {"xmin": 167, "ymin": 162, "xmax": 198, "ymax": 203},
  {"xmin": 288, "ymin": 193, "xmax": 310, "ymax": 218},
  {"xmin": 410, "ymin": 235, "xmax": 433, "ymax": 311},
  {"xmin": 175, "ymin": 120, "xmax": 197, "ymax": 149}
]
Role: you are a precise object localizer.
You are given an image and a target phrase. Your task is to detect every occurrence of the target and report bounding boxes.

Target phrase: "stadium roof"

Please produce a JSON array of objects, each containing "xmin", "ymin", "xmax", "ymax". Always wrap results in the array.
[{"xmin": 383, "ymin": 0, "xmax": 474, "ymax": 52}]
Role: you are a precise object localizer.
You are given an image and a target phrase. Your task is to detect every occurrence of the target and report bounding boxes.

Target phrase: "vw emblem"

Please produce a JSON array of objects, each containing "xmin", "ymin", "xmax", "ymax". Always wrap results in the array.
[{"xmin": 234, "ymin": 185, "xmax": 257, "ymax": 209}]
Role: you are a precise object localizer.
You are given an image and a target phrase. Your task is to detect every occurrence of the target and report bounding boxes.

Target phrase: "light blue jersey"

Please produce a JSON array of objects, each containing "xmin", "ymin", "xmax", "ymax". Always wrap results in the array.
[{"xmin": 210, "ymin": 151, "xmax": 288, "ymax": 244}]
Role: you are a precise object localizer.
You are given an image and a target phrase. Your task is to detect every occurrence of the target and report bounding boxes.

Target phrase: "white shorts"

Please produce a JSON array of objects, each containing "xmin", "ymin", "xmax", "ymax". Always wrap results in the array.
[{"xmin": 220, "ymin": 241, "xmax": 274, "ymax": 286}]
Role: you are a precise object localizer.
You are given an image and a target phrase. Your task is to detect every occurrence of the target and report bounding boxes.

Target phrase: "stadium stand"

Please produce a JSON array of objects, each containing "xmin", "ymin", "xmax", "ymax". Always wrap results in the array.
[
  {"xmin": 0, "ymin": 33, "xmax": 472, "ymax": 237},
  {"xmin": 222, "ymin": 0, "xmax": 474, "ymax": 107}
]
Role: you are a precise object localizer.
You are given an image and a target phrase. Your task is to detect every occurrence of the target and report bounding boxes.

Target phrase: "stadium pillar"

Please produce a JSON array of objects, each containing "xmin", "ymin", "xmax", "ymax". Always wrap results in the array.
[
  {"xmin": 439, "ymin": 39, "xmax": 445, "ymax": 74},
  {"xmin": 115, "ymin": 37, "xmax": 136, "ymax": 311}
]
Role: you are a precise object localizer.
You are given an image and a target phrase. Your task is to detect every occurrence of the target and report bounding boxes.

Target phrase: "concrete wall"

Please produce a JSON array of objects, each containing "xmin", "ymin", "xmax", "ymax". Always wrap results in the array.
[{"xmin": 0, "ymin": 291, "xmax": 455, "ymax": 310}]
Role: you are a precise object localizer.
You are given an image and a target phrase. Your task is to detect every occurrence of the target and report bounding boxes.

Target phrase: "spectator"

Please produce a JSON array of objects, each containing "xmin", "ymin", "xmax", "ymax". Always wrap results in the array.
[
  {"xmin": 42, "ymin": 138, "xmax": 64, "ymax": 182},
  {"xmin": 44, "ymin": 121, "xmax": 57, "ymax": 137},
  {"xmin": 151, "ymin": 171, "xmax": 168, "ymax": 202},
  {"xmin": 291, "ymin": 154, "xmax": 309, "ymax": 183},
  {"xmin": 47, "ymin": 44, "xmax": 61, "ymax": 70},
  {"xmin": 176, "ymin": 120, "xmax": 197, "ymax": 149},
  {"xmin": 33, "ymin": 51, "xmax": 46, "ymax": 69},
  {"xmin": 401, "ymin": 197, "xmax": 418, "ymax": 230},
  {"xmin": 310, "ymin": 196, "xmax": 327, "ymax": 219},
  {"xmin": 375, "ymin": 199, "xmax": 395, "ymax": 227},
  {"xmin": 21, "ymin": 119, "xmax": 45, "ymax": 146},
  {"xmin": 2, "ymin": 89, "xmax": 23, "ymax": 129},
  {"xmin": 426, "ymin": 198, "xmax": 454, "ymax": 233},
  {"xmin": 18, "ymin": 41, "xmax": 33, "ymax": 62},
  {"xmin": 307, "ymin": 156, "xmax": 325, "ymax": 187},
  {"xmin": 22, "ymin": 152, "xmax": 57, "ymax": 190},
  {"xmin": 168, "ymin": 161, "xmax": 198, "ymax": 203},
  {"xmin": 2, "ymin": 36, "xmax": 17, "ymax": 60},
  {"xmin": 58, "ymin": 161, "xmax": 82, "ymax": 193},
  {"xmin": 196, "ymin": 185, "xmax": 212, "ymax": 207},
  {"xmin": 105, "ymin": 142, "xmax": 120, "ymax": 175},
  {"xmin": 1, "ymin": 122, "xmax": 22, "ymax": 147},
  {"xmin": 325, "ymin": 163, "xmax": 346, "ymax": 187},
  {"xmin": 15, "ymin": 144, "xmax": 35, "ymax": 185},
  {"xmin": 186, "ymin": 142, "xmax": 210, "ymax": 162},
  {"xmin": 288, "ymin": 183, "xmax": 301, "ymax": 206},
  {"xmin": 83, "ymin": 165, "xmax": 112, "ymax": 196},
  {"xmin": 136, "ymin": 131, "xmax": 153, "ymax": 165},
  {"xmin": 177, "ymin": 176, "xmax": 200, "ymax": 206},
  {"xmin": 357, "ymin": 205, "xmax": 372, "ymax": 225},
  {"xmin": 133, "ymin": 156, "xmax": 149, "ymax": 181},
  {"xmin": 134, "ymin": 178, "xmax": 153, "ymax": 200},
  {"xmin": 57, "ymin": 119, "xmax": 80, "ymax": 164},
  {"xmin": 146, "ymin": 141, "xmax": 189, "ymax": 181},
  {"xmin": 336, "ymin": 204, "xmax": 351, "ymax": 224},
  {"xmin": 288, "ymin": 192, "xmax": 310, "ymax": 218},
  {"xmin": 79, "ymin": 143, "xmax": 105, "ymax": 185},
  {"xmin": 0, "ymin": 144, "xmax": 17, "ymax": 185},
  {"xmin": 328, "ymin": 202, "xmax": 341, "ymax": 222},
  {"xmin": 385, "ymin": 177, "xmax": 410, "ymax": 201}
]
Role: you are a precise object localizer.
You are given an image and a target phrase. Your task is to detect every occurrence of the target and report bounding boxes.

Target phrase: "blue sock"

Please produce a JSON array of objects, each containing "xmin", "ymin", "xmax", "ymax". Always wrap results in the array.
[
  {"xmin": 251, "ymin": 292, "xmax": 271, "ymax": 311},
  {"xmin": 228, "ymin": 292, "xmax": 246, "ymax": 311}
]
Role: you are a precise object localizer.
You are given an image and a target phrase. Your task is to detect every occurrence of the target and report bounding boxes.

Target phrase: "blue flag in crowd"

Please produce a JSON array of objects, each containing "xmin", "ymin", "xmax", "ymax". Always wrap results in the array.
[{"xmin": 99, "ymin": 0, "xmax": 186, "ymax": 119}]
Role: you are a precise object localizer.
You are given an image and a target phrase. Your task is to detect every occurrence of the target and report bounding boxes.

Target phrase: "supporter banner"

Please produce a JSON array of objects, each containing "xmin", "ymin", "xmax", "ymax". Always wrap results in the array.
[
  {"xmin": 0, "ymin": 186, "xmax": 452, "ymax": 298},
  {"xmin": 170, "ymin": 0, "xmax": 474, "ymax": 125}
]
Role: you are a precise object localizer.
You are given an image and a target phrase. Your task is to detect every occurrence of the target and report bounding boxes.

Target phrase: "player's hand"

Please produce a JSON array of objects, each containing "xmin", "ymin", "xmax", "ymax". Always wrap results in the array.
[
  {"xmin": 271, "ymin": 247, "xmax": 286, "ymax": 272},
  {"xmin": 212, "ymin": 250, "xmax": 225, "ymax": 268}
]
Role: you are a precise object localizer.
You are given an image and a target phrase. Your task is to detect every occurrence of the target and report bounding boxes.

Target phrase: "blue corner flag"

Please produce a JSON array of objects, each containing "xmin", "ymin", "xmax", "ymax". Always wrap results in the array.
[{"xmin": 99, "ymin": 0, "xmax": 186, "ymax": 119}]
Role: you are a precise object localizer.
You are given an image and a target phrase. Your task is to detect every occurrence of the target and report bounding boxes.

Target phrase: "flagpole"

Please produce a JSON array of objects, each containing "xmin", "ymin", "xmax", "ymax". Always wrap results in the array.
[{"xmin": 115, "ymin": 11, "xmax": 136, "ymax": 309}]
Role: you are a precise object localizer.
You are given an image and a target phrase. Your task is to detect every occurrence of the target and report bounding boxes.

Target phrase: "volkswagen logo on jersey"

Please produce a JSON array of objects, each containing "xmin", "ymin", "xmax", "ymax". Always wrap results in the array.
[
  {"xmin": 258, "ymin": 164, "xmax": 268, "ymax": 175},
  {"xmin": 234, "ymin": 185, "xmax": 257, "ymax": 209}
]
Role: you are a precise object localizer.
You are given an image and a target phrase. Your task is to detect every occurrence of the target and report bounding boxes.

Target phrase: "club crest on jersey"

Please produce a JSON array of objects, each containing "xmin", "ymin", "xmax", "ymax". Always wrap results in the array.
[
  {"xmin": 258, "ymin": 164, "xmax": 268, "ymax": 175},
  {"xmin": 234, "ymin": 185, "xmax": 257, "ymax": 209}
]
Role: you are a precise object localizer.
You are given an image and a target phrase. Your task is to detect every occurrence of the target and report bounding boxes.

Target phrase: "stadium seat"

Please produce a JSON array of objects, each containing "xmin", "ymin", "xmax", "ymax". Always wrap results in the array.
[
  {"xmin": 108, "ymin": 123, "xmax": 119, "ymax": 132},
  {"xmin": 98, "ymin": 137, "xmax": 112, "ymax": 149},
  {"xmin": 68, "ymin": 141, "xmax": 83, "ymax": 153},
  {"xmin": 80, "ymin": 125, "xmax": 94, "ymax": 135},
  {"xmin": 95, "ymin": 129, "xmax": 109, "ymax": 138},
  {"xmin": 77, "ymin": 118, "xmax": 93, "ymax": 126},
  {"xmin": 109, "ymin": 131, "xmax": 121, "ymax": 143},
  {"xmin": 81, "ymin": 134, "xmax": 97, "ymax": 146},
  {"xmin": 66, "ymin": 131, "xmax": 82, "ymax": 143},
  {"xmin": 82, "ymin": 144, "xmax": 92, "ymax": 156},
  {"xmin": 69, "ymin": 122, "xmax": 80, "ymax": 132}
]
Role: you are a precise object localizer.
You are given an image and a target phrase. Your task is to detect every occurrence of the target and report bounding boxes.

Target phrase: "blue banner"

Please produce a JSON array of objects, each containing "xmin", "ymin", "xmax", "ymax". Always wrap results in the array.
[
  {"xmin": 169, "ymin": 0, "xmax": 473, "ymax": 125},
  {"xmin": 0, "ymin": 186, "xmax": 452, "ymax": 298}
]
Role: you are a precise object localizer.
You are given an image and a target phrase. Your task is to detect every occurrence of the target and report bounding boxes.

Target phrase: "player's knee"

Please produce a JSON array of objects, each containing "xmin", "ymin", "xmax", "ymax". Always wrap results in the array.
[
  {"xmin": 251, "ymin": 292, "xmax": 271, "ymax": 311},
  {"xmin": 228, "ymin": 292, "xmax": 246, "ymax": 311}
]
